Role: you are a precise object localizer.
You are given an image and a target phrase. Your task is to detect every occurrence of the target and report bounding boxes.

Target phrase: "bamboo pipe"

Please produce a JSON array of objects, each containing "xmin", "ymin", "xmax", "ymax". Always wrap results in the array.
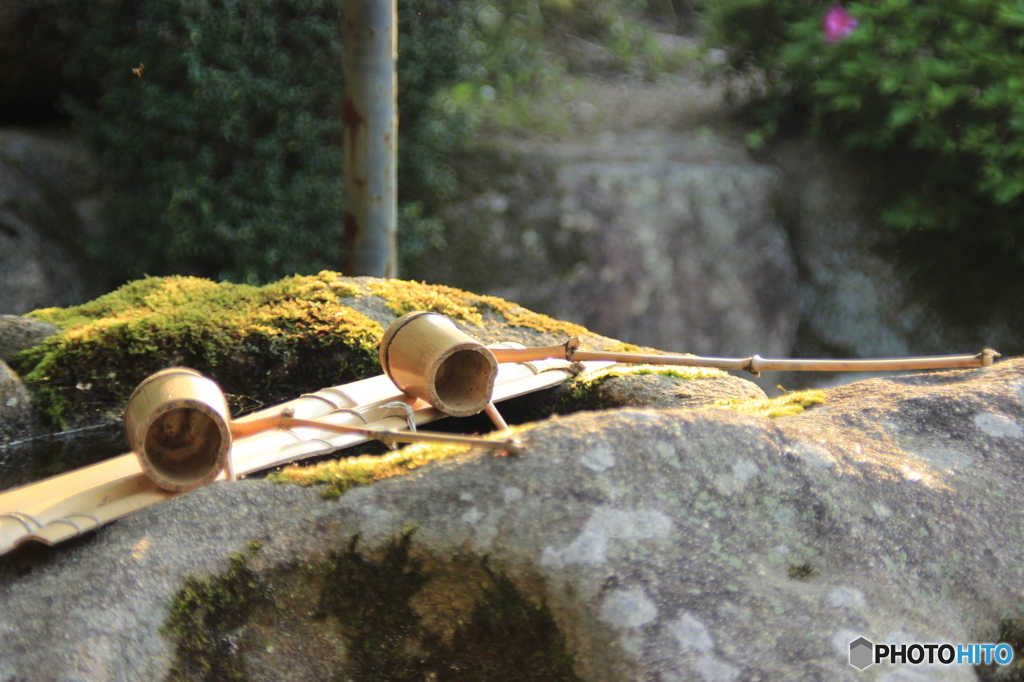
[{"xmin": 488, "ymin": 338, "xmax": 999, "ymax": 376}]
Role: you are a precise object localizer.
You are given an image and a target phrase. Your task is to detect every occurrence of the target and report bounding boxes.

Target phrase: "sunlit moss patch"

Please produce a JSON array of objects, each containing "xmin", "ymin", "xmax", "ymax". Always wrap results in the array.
[
  {"xmin": 269, "ymin": 427, "xmax": 530, "ymax": 499},
  {"xmin": 14, "ymin": 272, "xmax": 385, "ymax": 429},
  {"xmin": 712, "ymin": 390, "xmax": 826, "ymax": 419}
]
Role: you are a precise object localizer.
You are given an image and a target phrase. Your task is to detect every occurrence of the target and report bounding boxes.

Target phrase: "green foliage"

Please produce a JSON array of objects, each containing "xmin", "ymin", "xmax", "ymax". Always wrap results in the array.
[
  {"xmin": 702, "ymin": 0, "xmax": 1024, "ymax": 257},
  {"xmin": 59, "ymin": 0, "xmax": 475, "ymax": 284}
]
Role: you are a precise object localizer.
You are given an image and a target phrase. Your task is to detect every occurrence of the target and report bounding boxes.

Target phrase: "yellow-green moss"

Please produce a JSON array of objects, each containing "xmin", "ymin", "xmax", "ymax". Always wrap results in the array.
[
  {"xmin": 270, "ymin": 427, "xmax": 530, "ymax": 498},
  {"xmin": 711, "ymin": 390, "xmax": 826, "ymax": 419},
  {"xmin": 162, "ymin": 550, "xmax": 267, "ymax": 681},
  {"xmin": 368, "ymin": 279, "xmax": 487, "ymax": 325},
  {"xmin": 11, "ymin": 269, "xmax": 606, "ymax": 482},
  {"xmin": 558, "ymin": 364, "xmax": 727, "ymax": 412},
  {"xmin": 15, "ymin": 271, "xmax": 384, "ymax": 429},
  {"xmin": 364, "ymin": 278, "xmax": 591, "ymax": 337},
  {"xmin": 576, "ymin": 364, "xmax": 728, "ymax": 385},
  {"xmin": 475, "ymin": 294, "xmax": 590, "ymax": 337}
]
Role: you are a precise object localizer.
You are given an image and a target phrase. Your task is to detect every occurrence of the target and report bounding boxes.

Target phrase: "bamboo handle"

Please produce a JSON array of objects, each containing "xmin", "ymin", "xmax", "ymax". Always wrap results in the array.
[
  {"xmin": 230, "ymin": 413, "xmax": 520, "ymax": 453},
  {"xmin": 489, "ymin": 339, "xmax": 999, "ymax": 376}
]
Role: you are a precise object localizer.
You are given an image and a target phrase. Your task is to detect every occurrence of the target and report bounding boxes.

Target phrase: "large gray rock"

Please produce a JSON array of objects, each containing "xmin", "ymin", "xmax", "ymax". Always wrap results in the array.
[
  {"xmin": 767, "ymin": 137, "xmax": 1024, "ymax": 389},
  {"xmin": 0, "ymin": 360, "xmax": 31, "ymax": 441},
  {"xmin": 0, "ymin": 127, "xmax": 103, "ymax": 315},
  {"xmin": 0, "ymin": 314, "xmax": 58, "ymax": 361},
  {"xmin": 2, "ymin": 358, "xmax": 1023, "ymax": 680},
  {"xmin": 410, "ymin": 128, "xmax": 801, "ymax": 359},
  {"xmin": 768, "ymin": 138, "xmax": 949, "ymax": 361}
]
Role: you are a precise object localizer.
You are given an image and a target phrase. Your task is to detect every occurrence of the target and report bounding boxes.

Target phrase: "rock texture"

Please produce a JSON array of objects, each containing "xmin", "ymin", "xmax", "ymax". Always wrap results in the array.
[
  {"xmin": 2, "ymin": 357, "xmax": 1022, "ymax": 680},
  {"xmin": 0, "ymin": 314, "xmax": 58, "ymax": 361},
  {"xmin": 768, "ymin": 138, "xmax": 952, "ymax": 361},
  {"xmin": 409, "ymin": 128, "xmax": 801, "ymax": 359},
  {"xmin": 0, "ymin": 127, "xmax": 103, "ymax": 314},
  {"xmin": 0, "ymin": 361, "xmax": 31, "ymax": 441}
]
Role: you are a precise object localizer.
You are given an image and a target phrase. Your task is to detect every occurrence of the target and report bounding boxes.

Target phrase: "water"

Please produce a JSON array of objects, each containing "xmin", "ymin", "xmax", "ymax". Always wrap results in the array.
[{"xmin": 0, "ymin": 422, "xmax": 127, "ymax": 491}]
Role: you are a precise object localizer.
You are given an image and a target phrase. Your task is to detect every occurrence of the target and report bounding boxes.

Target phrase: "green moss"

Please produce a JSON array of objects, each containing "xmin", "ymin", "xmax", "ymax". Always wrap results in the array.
[
  {"xmin": 319, "ymin": 531, "xmax": 431, "ymax": 681},
  {"xmin": 558, "ymin": 364, "xmax": 727, "ymax": 412},
  {"xmin": 13, "ymin": 271, "xmax": 383, "ymax": 429},
  {"xmin": 368, "ymin": 279, "xmax": 487, "ymax": 325},
  {"xmin": 319, "ymin": 533, "xmax": 581, "ymax": 682},
  {"xmin": 269, "ymin": 427, "xmax": 531, "ymax": 499},
  {"xmin": 475, "ymin": 294, "xmax": 590, "ymax": 337},
  {"xmin": 435, "ymin": 567, "xmax": 580, "ymax": 681},
  {"xmin": 163, "ymin": 551, "xmax": 268, "ymax": 682},
  {"xmin": 975, "ymin": 619, "xmax": 1024, "ymax": 682},
  {"xmin": 162, "ymin": 532, "xmax": 581, "ymax": 681},
  {"xmin": 787, "ymin": 562, "xmax": 816, "ymax": 581},
  {"xmin": 712, "ymin": 390, "xmax": 827, "ymax": 419},
  {"xmin": 364, "ymin": 278, "xmax": 591, "ymax": 337}
]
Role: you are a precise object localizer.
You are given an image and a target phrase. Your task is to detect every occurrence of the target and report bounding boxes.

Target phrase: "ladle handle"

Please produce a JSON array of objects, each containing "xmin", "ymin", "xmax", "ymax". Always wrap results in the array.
[
  {"xmin": 230, "ymin": 414, "xmax": 520, "ymax": 453},
  {"xmin": 490, "ymin": 341, "xmax": 999, "ymax": 376}
]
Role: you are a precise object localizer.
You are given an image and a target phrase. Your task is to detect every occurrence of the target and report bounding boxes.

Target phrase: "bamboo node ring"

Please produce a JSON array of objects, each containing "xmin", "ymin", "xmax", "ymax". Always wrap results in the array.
[
  {"xmin": 326, "ymin": 407, "xmax": 370, "ymax": 424},
  {"xmin": 1, "ymin": 511, "xmax": 43, "ymax": 532},
  {"xmin": 564, "ymin": 337, "xmax": 582, "ymax": 361}
]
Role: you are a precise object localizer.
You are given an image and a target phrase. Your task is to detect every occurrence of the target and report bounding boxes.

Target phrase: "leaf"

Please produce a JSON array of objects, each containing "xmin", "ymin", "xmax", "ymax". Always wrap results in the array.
[
  {"xmin": 926, "ymin": 83, "xmax": 957, "ymax": 110},
  {"xmin": 889, "ymin": 104, "xmax": 919, "ymax": 128}
]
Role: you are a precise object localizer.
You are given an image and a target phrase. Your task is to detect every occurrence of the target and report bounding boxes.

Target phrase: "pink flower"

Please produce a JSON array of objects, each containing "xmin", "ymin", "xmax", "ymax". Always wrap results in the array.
[{"xmin": 823, "ymin": 5, "xmax": 857, "ymax": 43}]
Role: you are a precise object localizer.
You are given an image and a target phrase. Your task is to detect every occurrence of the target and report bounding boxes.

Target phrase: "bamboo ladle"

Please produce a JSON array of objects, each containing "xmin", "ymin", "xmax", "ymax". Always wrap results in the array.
[{"xmin": 377, "ymin": 311, "xmax": 998, "ymax": 425}]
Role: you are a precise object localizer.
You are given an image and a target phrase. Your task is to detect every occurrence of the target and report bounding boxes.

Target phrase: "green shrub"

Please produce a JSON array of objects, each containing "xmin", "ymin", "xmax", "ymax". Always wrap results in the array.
[
  {"xmin": 59, "ymin": 0, "xmax": 474, "ymax": 284},
  {"xmin": 702, "ymin": 0, "xmax": 1024, "ymax": 256}
]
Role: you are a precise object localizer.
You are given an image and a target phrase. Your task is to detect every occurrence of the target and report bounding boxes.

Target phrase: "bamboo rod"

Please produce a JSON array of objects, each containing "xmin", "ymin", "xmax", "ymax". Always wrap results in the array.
[
  {"xmin": 230, "ymin": 412, "xmax": 520, "ymax": 453},
  {"xmin": 490, "ymin": 339, "xmax": 999, "ymax": 376}
]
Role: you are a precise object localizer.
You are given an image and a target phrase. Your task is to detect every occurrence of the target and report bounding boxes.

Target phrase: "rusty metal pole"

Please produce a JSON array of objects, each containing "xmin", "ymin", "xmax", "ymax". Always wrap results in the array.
[{"xmin": 342, "ymin": 0, "xmax": 398, "ymax": 277}]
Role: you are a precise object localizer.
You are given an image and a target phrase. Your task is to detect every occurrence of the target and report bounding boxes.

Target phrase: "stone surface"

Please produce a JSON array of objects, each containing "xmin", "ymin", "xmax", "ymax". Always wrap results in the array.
[
  {"xmin": 0, "ymin": 127, "xmax": 103, "ymax": 314},
  {"xmin": 0, "ymin": 314, "xmax": 58, "ymax": 361},
  {"xmin": 766, "ymin": 137, "xmax": 1024, "ymax": 389},
  {"xmin": 409, "ymin": 128, "xmax": 801, "ymax": 359},
  {"xmin": 0, "ymin": 360, "xmax": 31, "ymax": 441},
  {"xmin": 576, "ymin": 368, "xmax": 767, "ymax": 410},
  {"xmin": 768, "ymin": 138, "xmax": 949, "ymax": 362},
  {"xmin": 2, "ymin": 358, "xmax": 1023, "ymax": 680}
]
